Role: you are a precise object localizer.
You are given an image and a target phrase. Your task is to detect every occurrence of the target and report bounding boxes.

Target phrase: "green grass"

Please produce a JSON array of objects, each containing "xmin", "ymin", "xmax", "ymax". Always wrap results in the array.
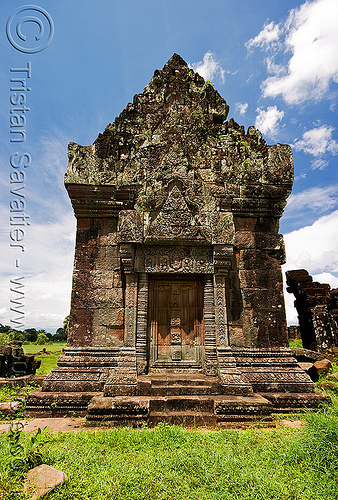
[
  {"xmin": 0, "ymin": 343, "xmax": 337, "ymax": 498},
  {"xmin": 0, "ymin": 402, "xmax": 337, "ymax": 500},
  {"xmin": 288, "ymin": 339, "xmax": 303, "ymax": 348},
  {"xmin": 23, "ymin": 343, "xmax": 66, "ymax": 375},
  {"xmin": 23, "ymin": 342, "xmax": 66, "ymax": 354}
]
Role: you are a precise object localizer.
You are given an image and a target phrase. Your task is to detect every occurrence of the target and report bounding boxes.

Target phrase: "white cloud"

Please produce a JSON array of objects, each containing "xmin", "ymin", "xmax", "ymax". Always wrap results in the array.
[
  {"xmin": 246, "ymin": 22, "xmax": 282, "ymax": 51},
  {"xmin": 283, "ymin": 210, "xmax": 338, "ymax": 324},
  {"xmin": 284, "ymin": 210, "xmax": 338, "ymax": 274},
  {"xmin": 191, "ymin": 51, "xmax": 225, "ymax": 84},
  {"xmin": 311, "ymin": 158, "xmax": 329, "ymax": 170},
  {"xmin": 255, "ymin": 106, "xmax": 284, "ymax": 136},
  {"xmin": 235, "ymin": 102, "xmax": 248, "ymax": 115},
  {"xmin": 293, "ymin": 126, "xmax": 338, "ymax": 156},
  {"xmin": 0, "ymin": 205, "xmax": 76, "ymax": 331},
  {"xmin": 284, "ymin": 185, "xmax": 338, "ymax": 216},
  {"xmin": 261, "ymin": 0, "xmax": 338, "ymax": 104}
]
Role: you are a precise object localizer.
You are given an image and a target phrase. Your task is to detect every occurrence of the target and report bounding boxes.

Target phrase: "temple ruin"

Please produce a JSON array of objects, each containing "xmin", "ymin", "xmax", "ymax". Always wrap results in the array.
[
  {"xmin": 286, "ymin": 269, "xmax": 338, "ymax": 352},
  {"xmin": 27, "ymin": 54, "xmax": 327, "ymax": 424}
]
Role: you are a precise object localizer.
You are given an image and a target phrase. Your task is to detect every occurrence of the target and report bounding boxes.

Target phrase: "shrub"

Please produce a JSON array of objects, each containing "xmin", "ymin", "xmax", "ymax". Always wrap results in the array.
[{"xmin": 35, "ymin": 332, "xmax": 50, "ymax": 345}]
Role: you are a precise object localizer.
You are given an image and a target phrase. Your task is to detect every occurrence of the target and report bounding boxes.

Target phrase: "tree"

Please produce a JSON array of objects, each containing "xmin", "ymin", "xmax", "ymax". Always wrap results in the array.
[
  {"xmin": 23, "ymin": 328, "xmax": 38, "ymax": 343},
  {"xmin": 63, "ymin": 315, "xmax": 70, "ymax": 335},
  {"xmin": 54, "ymin": 327, "xmax": 67, "ymax": 342},
  {"xmin": 8, "ymin": 330, "xmax": 25, "ymax": 342},
  {"xmin": 0, "ymin": 332, "xmax": 10, "ymax": 345},
  {"xmin": 35, "ymin": 332, "xmax": 50, "ymax": 345}
]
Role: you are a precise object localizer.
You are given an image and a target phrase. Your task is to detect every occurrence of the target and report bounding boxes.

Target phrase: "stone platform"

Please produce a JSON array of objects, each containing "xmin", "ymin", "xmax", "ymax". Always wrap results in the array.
[{"xmin": 25, "ymin": 373, "xmax": 330, "ymax": 427}]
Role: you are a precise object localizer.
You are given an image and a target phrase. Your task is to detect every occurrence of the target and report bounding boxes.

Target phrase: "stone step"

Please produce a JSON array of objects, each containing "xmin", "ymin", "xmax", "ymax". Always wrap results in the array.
[
  {"xmin": 149, "ymin": 411, "xmax": 217, "ymax": 427},
  {"xmin": 143, "ymin": 374, "xmax": 217, "ymax": 386},
  {"xmin": 150, "ymin": 396, "xmax": 214, "ymax": 413},
  {"xmin": 147, "ymin": 385, "xmax": 218, "ymax": 396},
  {"xmin": 25, "ymin": 390, "xmax": 96, "ymax": 417},
  {"xmin": 137, "ymin": 374, "xmax": 222, "ymax": 396},
  {"xmin": 259, "ymin": 391, "xmax": 331, "ymax": 412}
]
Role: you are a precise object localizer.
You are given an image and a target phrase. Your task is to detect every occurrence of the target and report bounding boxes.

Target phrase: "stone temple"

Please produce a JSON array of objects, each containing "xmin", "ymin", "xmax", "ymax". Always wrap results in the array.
[{"xmin": 28, "ymin": 54, "xmax": 327, "ymax": 425}]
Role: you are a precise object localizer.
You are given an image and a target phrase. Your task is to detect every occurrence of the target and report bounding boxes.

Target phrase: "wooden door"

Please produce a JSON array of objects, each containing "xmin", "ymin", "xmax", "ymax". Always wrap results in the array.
[{"xmin": 148, "ymin": 276, "xmax": 204, "ymax": 366}]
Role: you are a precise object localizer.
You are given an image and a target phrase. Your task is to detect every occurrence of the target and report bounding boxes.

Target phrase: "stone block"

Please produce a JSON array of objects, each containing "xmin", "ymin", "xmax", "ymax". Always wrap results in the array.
[
  {"xmin": 242, "ymin": 288, "xmax": 285, "ymax": 310},
  {"xmin": 238, "ymin": 269, "xmax": 282, "ymax": 289},
  {"xmin": 228, "ymin": 325, "xmax": 245, "ymax": 347},
  {"xmin": 237, "ymin": 249, "xmax": 280, "ymax": 271},
  {"xmin": 91, "ymin": 270, "xmax": 113, "ymax": 289},
  {"xmin": 313, "ymin": 359, "xmax": 332, "ymax": 374},
  {"xmin": 233, "ymin": 217, "xmax": 256, "ymax": 232},
  {"xmin": 68, "ymin": 308, "xmax": 93, "ymax": 346},
  {"xmin": 262, "ymin": 144, "xmax": 293, "ymax": 186},
  {"xmin": 92, "ymin": 307, "xmax": 125, "ymax": 328},
  {"xmin": 23, "ymin": 464, "xmax": 67, "ymax": 500}
]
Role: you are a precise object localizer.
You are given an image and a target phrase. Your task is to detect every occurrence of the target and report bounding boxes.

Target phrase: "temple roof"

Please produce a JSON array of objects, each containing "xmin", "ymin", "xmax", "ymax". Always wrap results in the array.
[{"xmin": 65, "ymin": 54, "xmax": 293, "ymax": 215}]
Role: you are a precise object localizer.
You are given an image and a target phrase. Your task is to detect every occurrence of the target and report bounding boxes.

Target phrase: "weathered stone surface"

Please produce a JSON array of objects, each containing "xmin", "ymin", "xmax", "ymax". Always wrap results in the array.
[
  {"xmin": 0, "ymin": 401, "xmax": 20, "ymax": 415},
  {"xmin": 286, "ymin": 270, "xmax": 338, "ymax": 352},
  {"xmin": 313, "ymin": 359, "xmax": 332, "ymax": 374},
  {"xmin": 23, "ymin": 464, "xmax": 67, "ymax": 500},
  {"xmin": 37, "ymin": 53, "xmax": 324, "ymax": 416},
  {"xmin": 0, "ymin": 344, "xmax": 40, "ymax": 378}
]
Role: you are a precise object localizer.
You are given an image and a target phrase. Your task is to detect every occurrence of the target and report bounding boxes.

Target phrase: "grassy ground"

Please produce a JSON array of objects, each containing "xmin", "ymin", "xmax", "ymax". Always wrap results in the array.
[
  {"xmin": 23, "ymin": 342, "xmax": 66, "ymax": 354},
  {"xmin": 23, "ymin": 343, "xmax": 66, "ymax": 375},
  {"xmin": 0, "ymin": 398, "xmax": 337, "ymax": 500},
  {"xmin": 0, "ymin": 343, "xmax": 337, "ymax": 499}
]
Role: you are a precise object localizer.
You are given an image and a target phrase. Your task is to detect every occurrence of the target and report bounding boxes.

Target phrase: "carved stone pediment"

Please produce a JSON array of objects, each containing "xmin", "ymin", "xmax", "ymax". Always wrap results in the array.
[
  {"xmin": 144, "ymin": 183, "xmax": 210, "ymax": 243},
  {"xmin": 117, "ymin": 210, "xmax": 143, "ymax": 243}
]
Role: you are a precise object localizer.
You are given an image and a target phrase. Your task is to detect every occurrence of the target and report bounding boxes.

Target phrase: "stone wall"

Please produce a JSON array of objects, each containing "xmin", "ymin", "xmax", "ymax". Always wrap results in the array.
[{"xmin": 68, "ymin": 216, "xmax": 124, "ymax": 348}]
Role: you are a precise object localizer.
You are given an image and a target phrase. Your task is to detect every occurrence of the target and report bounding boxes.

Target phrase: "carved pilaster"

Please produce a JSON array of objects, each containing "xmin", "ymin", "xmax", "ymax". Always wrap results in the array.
[
  {"xmin": 136, "ymin": 273, "xmax": 149, "ymax": 374},
  {"xmin": 214, "ymin": 274, "xmax": 229, "ymax": 346},
  {"xmin": 213, "ymin": 244, "xmax": 232, "ymax": 347},
  {"xmin": 203, "ymin": 276, "xmax": 218, "ymax": 375},
  {"xmin": 119, "ymin": 244, "xmax": 138, "ymax": 348},
  {"xmin": 124, "ymin": 273, "xmax": 138, "ymax": 347}
]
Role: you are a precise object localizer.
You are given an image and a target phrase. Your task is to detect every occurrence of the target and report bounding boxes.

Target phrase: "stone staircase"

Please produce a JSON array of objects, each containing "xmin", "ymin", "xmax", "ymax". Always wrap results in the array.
[
  {"xmin": 26, "ymin": 371, "xmax": 330, "ymax": 426},
  {"xmin": 85, "ymin": 373, "xmax": 274, "ymax": 427}
]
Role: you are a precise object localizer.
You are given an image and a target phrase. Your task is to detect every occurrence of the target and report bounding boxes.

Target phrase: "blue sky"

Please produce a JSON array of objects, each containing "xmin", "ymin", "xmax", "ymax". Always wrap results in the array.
[{"xmin": 1, "ymin": 0, "xmax": 337, "ymax": 330}]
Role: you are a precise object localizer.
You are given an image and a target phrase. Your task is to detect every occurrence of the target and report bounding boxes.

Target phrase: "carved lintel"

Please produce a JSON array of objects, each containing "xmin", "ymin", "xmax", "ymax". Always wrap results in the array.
[{"xmin": 136, "ymin": 245, "xmax": 213, "ymax": 274}]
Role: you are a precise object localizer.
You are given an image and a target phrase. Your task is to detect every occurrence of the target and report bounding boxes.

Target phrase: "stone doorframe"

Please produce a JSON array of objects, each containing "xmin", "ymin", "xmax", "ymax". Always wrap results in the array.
[{"xmin": 119, "ymin": 243, "xmax": 234, "ymax": 376}]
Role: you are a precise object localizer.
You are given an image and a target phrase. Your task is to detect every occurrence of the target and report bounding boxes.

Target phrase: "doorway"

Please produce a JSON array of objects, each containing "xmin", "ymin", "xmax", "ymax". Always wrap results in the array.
[{"xmin": 148, "ymin": 275, "xmax": 205, "ymax": 368}]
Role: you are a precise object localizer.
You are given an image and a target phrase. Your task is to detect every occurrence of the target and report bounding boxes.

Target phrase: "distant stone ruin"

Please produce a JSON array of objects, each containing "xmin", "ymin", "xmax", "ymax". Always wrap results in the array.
[
  {"xmin": 27, "ymin": 54, "xmax": 328, "ymax": 424},
  {"xmin": 286, "ymin": 269, "xmax": 338, "ymax": 352},
  {"xmin": 0, "ymin": 343, "xmax": 40, "ymax": 378}
]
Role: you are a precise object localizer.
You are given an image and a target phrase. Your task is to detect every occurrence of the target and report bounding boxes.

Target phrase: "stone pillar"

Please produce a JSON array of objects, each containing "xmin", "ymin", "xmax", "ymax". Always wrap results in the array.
[
  {"xmin": 119, "ymin": 244, "xmax": 138, "ymax": 347},
  {"xmin": 103, "ymin": 243, "xmax": 138, "ymax": 396},
  {"xmin": 136, "ymin": 273, "xmax": 149, "ymax": 374},
  {"xmin": 213, "ymin": 244, "xmax": 233, "ymax": 347},
  {"xmin": 203, "ymin": 275, "xmax": 218, "ymax": 375},
  {"xmin": 214, "ymin": 274, "xmax": 229, "ymax": 346}
]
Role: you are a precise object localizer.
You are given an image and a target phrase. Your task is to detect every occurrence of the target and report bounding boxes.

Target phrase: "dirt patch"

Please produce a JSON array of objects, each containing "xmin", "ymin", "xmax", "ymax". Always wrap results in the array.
[
  {"xmin": 280, "ymin": 419, "xmax": 304, "ymax": 428},
  {"xmin": 0, "ymin": 417, "xmax": 94, "ymax": 433}
]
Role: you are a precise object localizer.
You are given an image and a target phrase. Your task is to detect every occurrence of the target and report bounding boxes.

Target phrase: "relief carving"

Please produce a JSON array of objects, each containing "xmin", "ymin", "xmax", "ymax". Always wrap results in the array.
[
  {"xmin": 136, "ymin": 245, "xmax": 214, "ymax": 274},
  {"xmin": 145, "ymin": 184, "xmax": 209, "ymax": 243}
]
